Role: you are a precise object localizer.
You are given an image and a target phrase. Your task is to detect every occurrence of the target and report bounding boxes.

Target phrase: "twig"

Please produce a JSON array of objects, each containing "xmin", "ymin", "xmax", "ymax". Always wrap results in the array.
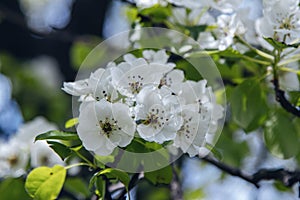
[
  {"xmin": 202, "ymin": 156, "xmax": 300, "ymax": 188},
  {"xmin": 202, "ymin": 156, "xmax": 259, "ymax": 188},
  {"xmin": 170, "ymin": 164, "xmax": 183, "ymax": 200},
  {"xmin": 273, "ymin": 78, "xmax": 300, "ymax": 117}
]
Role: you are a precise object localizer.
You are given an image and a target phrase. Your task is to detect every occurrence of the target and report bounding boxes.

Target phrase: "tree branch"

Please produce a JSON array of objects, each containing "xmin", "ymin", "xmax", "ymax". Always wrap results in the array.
[
  {"xmin": 170, "ymin": 164, "xmax": 183, "ymax": 200},
  {"xmin": 273, "ymin": 78, "xmax": 300, "ymax": 117},
  {"xmin": 202, "ymin": 156, "xmax": 300, "ymax": 188}
]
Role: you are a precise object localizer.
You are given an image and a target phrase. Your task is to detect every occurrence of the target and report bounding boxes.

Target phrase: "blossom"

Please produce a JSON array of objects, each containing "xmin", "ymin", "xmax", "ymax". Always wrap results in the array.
[
  {"xmin": 77, "ymin": 99, "xmax": 136, "ymax": 156},
  {"xmin": 30, "ymin": 140, "xmax": 64, "ymax": 167},
  {"xmin": 63, "ymin": 49, "xmax": 224, "ymax": 158},
  {"xmin": 133, "ymin": 0, "xmax": 168, "ymax": 8},
  {"xmin": 135, "ymin": 86, "xmax": 182, "ymax": 143},
  {"xmin": 173, "ymin": 104, "xmax": 207, "ymax": 157},
  {"xmin": 111, "ymin": 54, "xmax": 173, "ymax": 98},
  {"xmin": 15, "ymin": 116, "xmax": 57, "ymax": 142},
  {"xmin": 214, "ymin": 14, "xmax": 245, "ymax": 50},
  {"xmin": 0, "ymin": 138, "xmax": 29, "ymax": 177},
  {"xmin": 62, "ymin": 79, "xmax": 90, "ymax": 97},
  {"xmin": 172, "ymin": 80, "xmax": 224, "ymax": 156},
  {"xmin": 256, "ymin": 0, "xmax": 300, "ymax": 45}
]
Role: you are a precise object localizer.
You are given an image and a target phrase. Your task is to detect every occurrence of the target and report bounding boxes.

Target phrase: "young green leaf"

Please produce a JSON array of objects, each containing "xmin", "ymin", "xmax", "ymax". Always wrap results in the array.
[
  {"xmin": 35, "ymin": 130, "xmax": 79, "ymax": 141},
  {"xmin": 25, "ymin": 165, "xmax": 66, "ymax": 200},
  {"xmin": 65, "ymin": 118, "xmax": 79, "ymax": 129}
]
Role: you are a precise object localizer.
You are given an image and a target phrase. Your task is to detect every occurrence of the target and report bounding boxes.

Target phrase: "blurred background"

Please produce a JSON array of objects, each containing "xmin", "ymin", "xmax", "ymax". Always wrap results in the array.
[{"xmin": 0, "ymin": 0, "xmax": 119, "ymax": 127}]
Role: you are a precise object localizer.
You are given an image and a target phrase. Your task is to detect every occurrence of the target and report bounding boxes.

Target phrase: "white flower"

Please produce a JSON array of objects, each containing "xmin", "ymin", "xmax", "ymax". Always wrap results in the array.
[
  {"xmin": 62, "ymin": 79, "xmax": 90, "ymax": 97},
  {"xmin": 167, "ymin": 0, "xmax": 202, "ymax": 9},
  {"xmin": 279, "ymin": 62, "xmax": 300, "ymax": 91},
  {"xmin": 202, "ymin": 0, "xmax": 242, "ymax": 13},
  {"xmin": 143, "ymin": 49, "xmax": 175, "ymax": 68},
  {"xmin": 159, "ymin": 69, "xmax": 185, "ymax": 91},
  {"xmin": 30, "ymin": 140, "xmax": 64, "ymax": 167},
  {"xmin": 170, "ymin": 7, "xmax": 215, "ymax": 26},
  {"xmin": 111, "ymin": 56, "xmax": 173, "ymax": 98},
  {"xmin": 198, "ymin": 13, "xmax": 245, "ymax": 50},
  {"xmin": 256, "ymin": 0, "xmax": 300, "ymax": 45},
  {"xmin": 215, "ymin": 14, "xmax": 245, "ymax": 50},
  {"xmin": 90, "ymin": 65, "xmax": 119, "ymax": 102},
  {"xmin": 77, "ymin": 99, "xmax": 136, "ymax": 156},
  {"xmin": 172, "ymin": 80, "xmax": 224, "ymax": 154},
  {"xmin": 198, "ymin": 32, "xmax": 219, "ymax": 49},
  {"xmin": 15, "ymin": 116, "xmax": 57, "ymax": 143},
  {"xmin": 173, "ymin": 104, "xmax": 207, "ymax": 157},
  {"xmin": 0, "ymin": 139, "xmax": 29, "ymax": 177},
  {"xmin": 135, "ymin": 86, "xmax": 182, "ymax": 143},
  {"xmin": 133, "ymin": 0, "xmax": 168, "ymax": 8}
]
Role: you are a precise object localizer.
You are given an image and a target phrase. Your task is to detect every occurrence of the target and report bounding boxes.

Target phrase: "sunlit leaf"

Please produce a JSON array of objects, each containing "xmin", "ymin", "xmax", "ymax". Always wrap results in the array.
[
  {"xmin": 25, "ymin": 165, "xmax": 66, "ymax": 200},
  {"xmin": 65, "ymin": 118, "xmax": 79, "ymax": 129}
]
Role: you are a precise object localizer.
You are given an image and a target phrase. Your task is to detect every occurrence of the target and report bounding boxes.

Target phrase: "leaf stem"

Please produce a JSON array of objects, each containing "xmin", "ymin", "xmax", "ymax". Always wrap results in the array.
[{"xmin": 64, "ymin": 162, "xmax": 92, "ymax": 170}]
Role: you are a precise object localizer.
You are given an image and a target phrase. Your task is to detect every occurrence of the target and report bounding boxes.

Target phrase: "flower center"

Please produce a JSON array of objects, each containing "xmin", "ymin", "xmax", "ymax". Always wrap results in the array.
[
  {"xmin": 128, "ymin": 75, "xmax": 144, "ymax": 94},
  {"xmin": 7, "ymin": 155, "xmax": 19, "ymax": 167},
  {"xmin": 99, "ymin": 117, "xmax": 120, "ymax": 137},
  {"xmin": 142, "ymin": 108, "xmax": 168, "ymax": 129}
]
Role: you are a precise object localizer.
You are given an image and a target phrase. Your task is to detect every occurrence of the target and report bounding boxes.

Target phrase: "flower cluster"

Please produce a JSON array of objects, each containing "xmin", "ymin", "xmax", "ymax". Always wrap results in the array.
[
  {"xmin": 256, "ymin": 0, "xmax": 300, "ymax": 46},
  {"xmin": 63, "ymin": 50, "xmax": 223, "ymax": 157},
  {"xmin": 132, "ymin": 0, "xmax": 300, "ymax": 50},
  {"xmin": 0, "ymin": 117, "xmax": 65, "ymax": 178}
]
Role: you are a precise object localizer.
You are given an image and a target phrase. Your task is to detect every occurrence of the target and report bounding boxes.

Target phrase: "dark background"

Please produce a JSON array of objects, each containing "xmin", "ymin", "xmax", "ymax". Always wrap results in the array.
[{"xmin": 0, "ymin": 0, "xmax": 111, "ymax": 81}]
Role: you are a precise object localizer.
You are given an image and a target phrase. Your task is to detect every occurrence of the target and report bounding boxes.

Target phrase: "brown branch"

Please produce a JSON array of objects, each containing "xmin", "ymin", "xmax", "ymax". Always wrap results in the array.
[{"xmin": 202, "ymin": 156, "xmax": 300, "ymax": 188}]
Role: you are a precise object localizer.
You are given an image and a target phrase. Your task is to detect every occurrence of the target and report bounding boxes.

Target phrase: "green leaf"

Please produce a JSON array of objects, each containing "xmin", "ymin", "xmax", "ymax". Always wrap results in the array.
[
  {"xmin": 230, "ymin": 79, "xmax": 268, "ymax": 132},
  {"xmin": 264, "ymin": 112, "xmax": 299, "ymax": 159},
  {"xmin": 144, "ymin": 165, "xmax": 172, "ymax": 185},
  {"xmin": 64, "ymin": 178, "xmax": 90, "ymax": 198},
  {"xmin": 140, "ymin": 5, "xmax": 171, "ymax": 23},
  {"xmin": 47, "ymin": 141, "xmax": 73, "ymax": 160},
  {"xmin": 35, "ymin": 130, "xmax": 79, "ymax": 141},
  {"xmin": 181, "ymin": 24, "xmax": 207, "ymax": 40},
  {"xmin": 89, "ymin": 173, "xmax": 106, "ymax": 198},
  {"xmin": 0, "ymin": 178, "xmax": 31, "ymax": 200},
  {"xmin": 94, "ymin": 155, "xmax": 115, "ymax": 168},
  {"xmin": 264, "ymin": 37, "xmax": 287, "ymax": 50},
  {"xmin": 25, "ymin": 165, "xmax": 66, "ymax": 200},
  {"xmin": 65, "ymin": 118, "xmax": 79, "ymax": 129},
  {"xmin": 98, "ymin": 168, "xmax": 130, "ymax": 190},
  {"xmin": 289, "ymin": 91, "xmax": 300, "ymax": 107}
]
